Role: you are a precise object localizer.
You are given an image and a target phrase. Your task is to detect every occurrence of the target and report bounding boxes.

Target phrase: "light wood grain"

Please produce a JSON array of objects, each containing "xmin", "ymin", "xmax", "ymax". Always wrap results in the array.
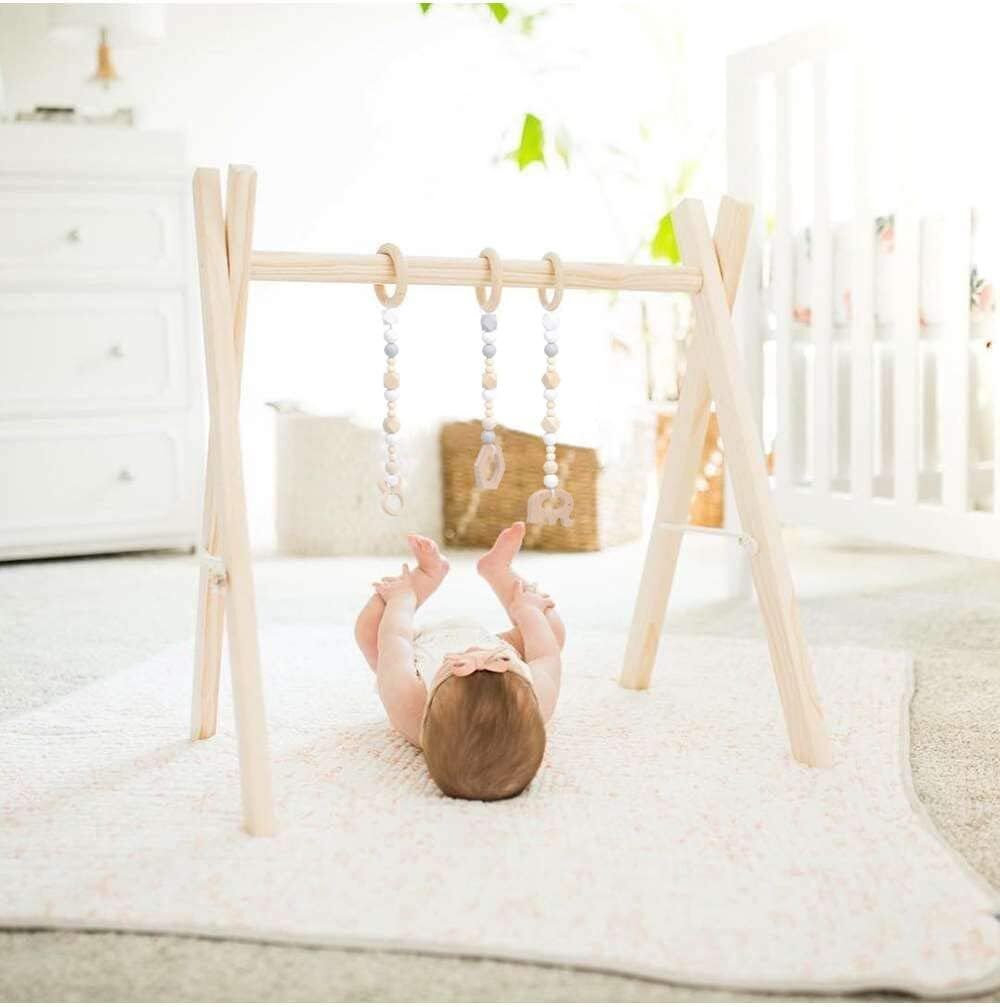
[
  {"xmin": 619, "ymin": 196, "xmax": 751, "ymax": 691},
  {"xmin": 251, "ymin": 252, "xmax": 702, "ymax": 294},
  {"xmin": 671, "ymin": 197, "xmax": 832, "ymax": 768},
  {"xmin": 191, "ymin": 166, "xmax": 257, "ymax": 742},
  {"xmin": 193, "ymin": 167, "xmax": 276, "ymax": 835}
]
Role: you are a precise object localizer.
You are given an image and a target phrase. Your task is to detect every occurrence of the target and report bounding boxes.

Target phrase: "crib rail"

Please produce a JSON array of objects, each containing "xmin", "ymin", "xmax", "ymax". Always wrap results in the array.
[{"xmin": 727, "ymin": 28, "xmax": 1000, "ymax": 560}]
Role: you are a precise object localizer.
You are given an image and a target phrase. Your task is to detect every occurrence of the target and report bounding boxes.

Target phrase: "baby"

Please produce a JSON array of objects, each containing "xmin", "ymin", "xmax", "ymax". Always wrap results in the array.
[{"xmin": 353, "ymin": 521, "xmax": 564, "ymax": 801}]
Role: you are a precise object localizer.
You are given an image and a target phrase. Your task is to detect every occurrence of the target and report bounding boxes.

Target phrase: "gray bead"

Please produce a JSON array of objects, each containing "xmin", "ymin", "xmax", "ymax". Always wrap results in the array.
[
  {"xmin": 384, "ymin": 342, "xmax": 399, "ymax": 358},
  {"xmin": 480, "ymin": 313, "xmax": 498, "ymax": 332},
  {"xmin": 544, "ymin": 342, "xmax": 559, "ymax": 357},
  {"xmin": 482, "ymin": 343, "xmax": 497, "ymax": 358}
]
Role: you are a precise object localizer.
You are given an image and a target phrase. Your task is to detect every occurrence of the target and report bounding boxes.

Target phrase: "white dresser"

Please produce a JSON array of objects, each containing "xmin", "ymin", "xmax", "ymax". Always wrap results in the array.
[{"xmin": 0, "ymin": 125, "xmax": 203, "ymax": 560}]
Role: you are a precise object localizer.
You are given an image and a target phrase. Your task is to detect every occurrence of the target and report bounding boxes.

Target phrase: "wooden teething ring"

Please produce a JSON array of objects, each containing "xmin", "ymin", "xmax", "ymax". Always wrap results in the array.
[
  {"xmin": 475, "ymin": 247, "xmax": 503, "ymax": 312},
  {"xmin": 374, "ymin": 242, "xmax": 408, "ymax": 308},
  {"xmin": 538, "ymin": 251, "xmax": 564, "ymax": 312}
]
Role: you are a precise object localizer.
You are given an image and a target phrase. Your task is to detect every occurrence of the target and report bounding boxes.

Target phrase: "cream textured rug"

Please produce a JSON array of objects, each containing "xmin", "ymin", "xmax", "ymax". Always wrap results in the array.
[{"xmin": 2, "ymin": 627, "xmax": 998, "ymax": 998}]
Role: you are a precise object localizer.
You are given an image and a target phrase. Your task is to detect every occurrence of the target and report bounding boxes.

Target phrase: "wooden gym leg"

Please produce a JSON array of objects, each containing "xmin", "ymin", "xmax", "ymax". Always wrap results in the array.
[
  {"xmin": 620, "ymin": 196, "xmax": 751, "ymax": 691},
  {"xmin": 192, "ymin": 167, "xmax": 276, "ymax": 834},
  {"xmin": 671, "ymin": 197, "xmax": 831, "ymax": 768},
  {"xmin": 191, "ymin": 166, "xmax": 257, "ymax": 741}
]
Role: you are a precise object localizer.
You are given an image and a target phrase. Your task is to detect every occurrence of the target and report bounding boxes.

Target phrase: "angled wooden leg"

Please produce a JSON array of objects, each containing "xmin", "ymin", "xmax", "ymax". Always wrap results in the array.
[
  {"xmin": 193, "ymin": 167, "xmax": 276, "ymax": 834},
  {"xmin": 191, "ymin": 166, "xmax": 257, "ymax": 741},
  {"xmin": 672, "ymin": 198, "xmax": 831, "ymax": 768},
  {"xmin": 620, "ymin": 197, "xmax": 752, "ymax": 690}
]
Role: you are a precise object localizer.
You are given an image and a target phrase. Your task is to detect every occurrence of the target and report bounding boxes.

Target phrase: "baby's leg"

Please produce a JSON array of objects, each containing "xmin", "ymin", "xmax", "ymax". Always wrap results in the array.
[
  {"xmin": 477, "ymin": 522, "xmax": 566, "ymax": 652},
  {"xmin": 354, "ymin": 534, "xmax": 450, "ymax": 671}
]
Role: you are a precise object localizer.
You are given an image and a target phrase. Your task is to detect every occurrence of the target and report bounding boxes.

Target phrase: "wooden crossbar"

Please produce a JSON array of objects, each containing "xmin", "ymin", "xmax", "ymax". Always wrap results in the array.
[
  {"xmin": 191, "ymin": 164, "xmax": 832, "ymax": 836},
  {"xmin": 249, "ymin": 252, "xmax": 702, "ymax": 293}
]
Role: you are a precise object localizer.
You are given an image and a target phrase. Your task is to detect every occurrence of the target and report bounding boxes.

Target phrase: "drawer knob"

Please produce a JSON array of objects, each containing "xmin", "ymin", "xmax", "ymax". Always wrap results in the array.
[
  {"xmin": 66, "ymin": 228, "xmax": 82, "ymax": 243},
  {"xmin": 117, "ymin": 467, "xmax": 135, "ymax": 484},
  {"xmin": 109, "ymin": 343, "xmax": 126, "ymax": 358}
]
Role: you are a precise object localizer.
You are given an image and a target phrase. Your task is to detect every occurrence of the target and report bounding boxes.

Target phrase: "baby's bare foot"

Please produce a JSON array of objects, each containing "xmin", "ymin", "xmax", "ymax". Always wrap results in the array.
[
  {"xmin": 407, "ymin": 534, "xmax": 450, "ymax": 607},
  {"xmin": 477, "ymin": 522, "xmax": 526, "ymax": 578}
]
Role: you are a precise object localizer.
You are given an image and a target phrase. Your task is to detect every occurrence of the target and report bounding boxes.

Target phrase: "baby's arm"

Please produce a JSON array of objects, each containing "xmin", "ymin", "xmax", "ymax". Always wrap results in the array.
[
  {"xmin": 509, "ymin": 581, "xmax": 561, "ymax": 722},
  {"xmin": 373, "ymin": 567, "xmax": 427, "ymax": 746}
]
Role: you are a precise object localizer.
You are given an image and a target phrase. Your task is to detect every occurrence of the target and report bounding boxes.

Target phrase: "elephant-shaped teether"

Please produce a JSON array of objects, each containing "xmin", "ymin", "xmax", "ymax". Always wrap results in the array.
[{"xmin": 526, "ymin": 487, "xmax": 574, "ymax": 528}]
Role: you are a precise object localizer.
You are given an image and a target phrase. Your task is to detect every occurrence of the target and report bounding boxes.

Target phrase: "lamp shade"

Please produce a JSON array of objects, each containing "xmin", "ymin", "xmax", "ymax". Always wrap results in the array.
[{"xmin": 48, "ymin": 5, "xmax": 165, "ymax": 46}]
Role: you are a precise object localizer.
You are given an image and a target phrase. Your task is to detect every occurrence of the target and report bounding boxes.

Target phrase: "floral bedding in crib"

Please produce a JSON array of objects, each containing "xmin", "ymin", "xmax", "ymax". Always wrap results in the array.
[{"xmin": 781, "ymin": 210, "xmax": 997, "ymax": 329}]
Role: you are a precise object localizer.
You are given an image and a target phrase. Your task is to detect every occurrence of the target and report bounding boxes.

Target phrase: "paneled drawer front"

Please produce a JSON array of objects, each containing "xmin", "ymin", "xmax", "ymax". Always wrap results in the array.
[
  {"xmin": 0, "ymin": 188, "xmax": 181, "ymax": 275},
  {"xmin": 0, "ymin": 423, "xmax": 184, "ymax": 534},
  {"xmin": 0, "ymin": 292, "xmax": 189, "ymax": 416}
]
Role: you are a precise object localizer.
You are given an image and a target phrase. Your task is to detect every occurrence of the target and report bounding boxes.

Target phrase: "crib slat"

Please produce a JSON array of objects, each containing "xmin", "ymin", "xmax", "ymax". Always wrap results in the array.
[
  {"xmin": 773, "ymin": 69, "xmax": 793, "ymax": 489},
  {"xmin": 812, "ymin": 58, "xmax": 833, "ymax": 496},
  {"xmin": 942, "ymin": 212, "xmax": 971, "ymax": 513},
  {"xmin": 893, "ymin": 211, "xmax": 919, "ymax": 507},
  {"xmin": 994, "ymin": 315, "xmax": 1000, "ymax": 517},
  {"xmin": 849, "ymin": 55, "xmax": 873, "ymax": 502}
]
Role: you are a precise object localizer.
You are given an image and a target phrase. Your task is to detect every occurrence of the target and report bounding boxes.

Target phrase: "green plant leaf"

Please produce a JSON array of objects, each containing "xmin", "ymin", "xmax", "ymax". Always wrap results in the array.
[
  {"xmin": 509, "ymin": 113, "xmax": 545, "ymax": 171},
  {"xmin": 487, "ymin": 3, "xmax": 509, "ymax": 23},
  {"xmin": 418, "ymin": 3, "xmax": 432, "ymax": 11},
  {"xmin": 651, "ymin": 213, "xmax": 681, "ymax": 263}
]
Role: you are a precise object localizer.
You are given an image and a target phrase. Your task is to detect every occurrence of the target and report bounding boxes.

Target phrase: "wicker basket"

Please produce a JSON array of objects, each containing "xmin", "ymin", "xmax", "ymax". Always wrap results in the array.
[
  {"xmin": 654, "ymin": 407, "xmax": 725, "ymax": 527},
  {"xmin": 441, "ymin": 418, "xmax": 653, "ymax": 552}
]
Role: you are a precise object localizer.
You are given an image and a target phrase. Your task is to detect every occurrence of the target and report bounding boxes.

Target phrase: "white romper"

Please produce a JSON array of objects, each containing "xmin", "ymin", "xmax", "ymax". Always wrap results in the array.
[{"xmin": 411, "ymin": 619, "xmax": 527, "ymax": 684}]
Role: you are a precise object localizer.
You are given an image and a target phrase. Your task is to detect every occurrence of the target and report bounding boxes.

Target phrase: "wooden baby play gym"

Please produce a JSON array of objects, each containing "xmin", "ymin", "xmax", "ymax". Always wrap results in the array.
[{"xmin": 190, "ymin": 165, "xmax": 831, "ymax": 836}]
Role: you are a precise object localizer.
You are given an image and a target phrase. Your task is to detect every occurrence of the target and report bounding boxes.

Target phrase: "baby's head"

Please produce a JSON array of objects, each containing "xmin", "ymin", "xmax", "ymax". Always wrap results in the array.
[{"xmin": 421, "ymin": 648, "xmax": 545, "ymax": 801}]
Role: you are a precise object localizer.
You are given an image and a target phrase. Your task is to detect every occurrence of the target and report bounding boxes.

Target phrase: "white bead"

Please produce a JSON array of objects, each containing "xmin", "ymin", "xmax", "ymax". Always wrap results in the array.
[
  {"xmin": 384, "ymin": 473, "xmax": 400, "ymax": 487},
  {"xmin": 384, "ymin": 389, "xmax": 399, "ymax": 401},
  {"xmin": 543, "ymin": 474, "xmax": 559, "ymax": 489},
  {"xmin": 543, "ymin": 461, "xmax": 558, "ymax": 475},
  {"xmin": 482, "ymin": 389, "xmax": 496, "ymax": 401},
  {"xmin": 382, "ymin": 308, "xmax": 399, "ymax": 324},
  {"xmin": 544, "ymin": 330, "xmax": 559, "ymax": 344},
  {"xmin": 542, "ymin": 313, "xmax": 559, "ymax": 331},
  {"xmin": 384, "ymin": 433, "xmax": 398, "ymax": 446},
  {"xmin": 544, "ymin": 389, "xmax": 557, "ymax": 401},
  {"xmin": 483, "ymin": 417, "xmax": 497, "ymax": 430},
  {"xmin": 481, "ymin": 332, "xmax": 496, "ymax": 345},
  {"xmin": 543, "ymin": 433, "xmax": 556, "ymax": 446},
  {"xmin": 383, "ymin": 328, "xmax": 397, "ymax": 343}
]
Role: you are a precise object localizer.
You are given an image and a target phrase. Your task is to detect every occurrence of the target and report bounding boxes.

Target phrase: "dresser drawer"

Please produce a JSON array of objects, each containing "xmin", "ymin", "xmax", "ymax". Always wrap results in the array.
[
  {"xmin": 0, "ymin": 291, "xmax": 191, "ymax": 416},
  {"xmin": 0, "ymin": 421, "xmax": 191, "ymax": 537},
  {"xmin": 0, "ymin": 187, "xmax": 182, "ymax": 276}
]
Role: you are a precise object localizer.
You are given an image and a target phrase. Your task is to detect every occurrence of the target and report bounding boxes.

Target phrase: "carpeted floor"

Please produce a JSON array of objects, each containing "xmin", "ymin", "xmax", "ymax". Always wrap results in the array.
[{"xmin": 2, "ymin": 531, "xmax": 998, "ymax": 1002}]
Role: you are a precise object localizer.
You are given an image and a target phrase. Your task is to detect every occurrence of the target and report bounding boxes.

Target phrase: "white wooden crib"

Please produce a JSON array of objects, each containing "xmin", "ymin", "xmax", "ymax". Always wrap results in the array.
[{"xmin": 725, "ymin": 27, "xmax": 999, "ymax": 560}]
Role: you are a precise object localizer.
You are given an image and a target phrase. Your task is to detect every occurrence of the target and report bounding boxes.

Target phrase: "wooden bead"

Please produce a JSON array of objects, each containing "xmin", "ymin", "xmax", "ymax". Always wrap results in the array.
[
  {"xmin": 384, "ymin": 372, "xmax": 400, "ymax": 390},
  {"xmin": 542, "ymin": 371, "xmax": 560, "ymax": 389},
  {"xmin": 383, "ymin": 416, "xmax": 401, "ymax": 434},
  {"xmin": 542, "ymin": 416, "xmax": 559, "ymax": 433},
  {"xmin": 385, "ymin": 461, "xmax": 400, "ymax": 475},
  {"xmin": 543, "ymin": 461, "xmax": 558, "ymax": 475},
  {"xmin": 482, "ymin": 373, "xmax": 497, "ymax": 390}
]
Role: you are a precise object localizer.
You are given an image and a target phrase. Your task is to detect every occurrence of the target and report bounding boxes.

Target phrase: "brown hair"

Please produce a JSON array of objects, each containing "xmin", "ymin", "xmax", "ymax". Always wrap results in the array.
[{"xmin": 422, "ymin": 670, "xmax": 546, "ymax": 801}]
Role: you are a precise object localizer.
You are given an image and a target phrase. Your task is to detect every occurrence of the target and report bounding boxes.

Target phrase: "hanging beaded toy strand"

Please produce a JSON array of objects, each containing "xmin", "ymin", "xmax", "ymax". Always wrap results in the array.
[
  {"xmin": 374, "ymin": 243, "xmax": 408, "ymax": 517},
  {"xmin": 474, "ymin": 247, "xmax": 505, "ymax": 489},
  {"xmin": 526, "ymin": 252, "xmax": 574, "ymax": 527}
]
